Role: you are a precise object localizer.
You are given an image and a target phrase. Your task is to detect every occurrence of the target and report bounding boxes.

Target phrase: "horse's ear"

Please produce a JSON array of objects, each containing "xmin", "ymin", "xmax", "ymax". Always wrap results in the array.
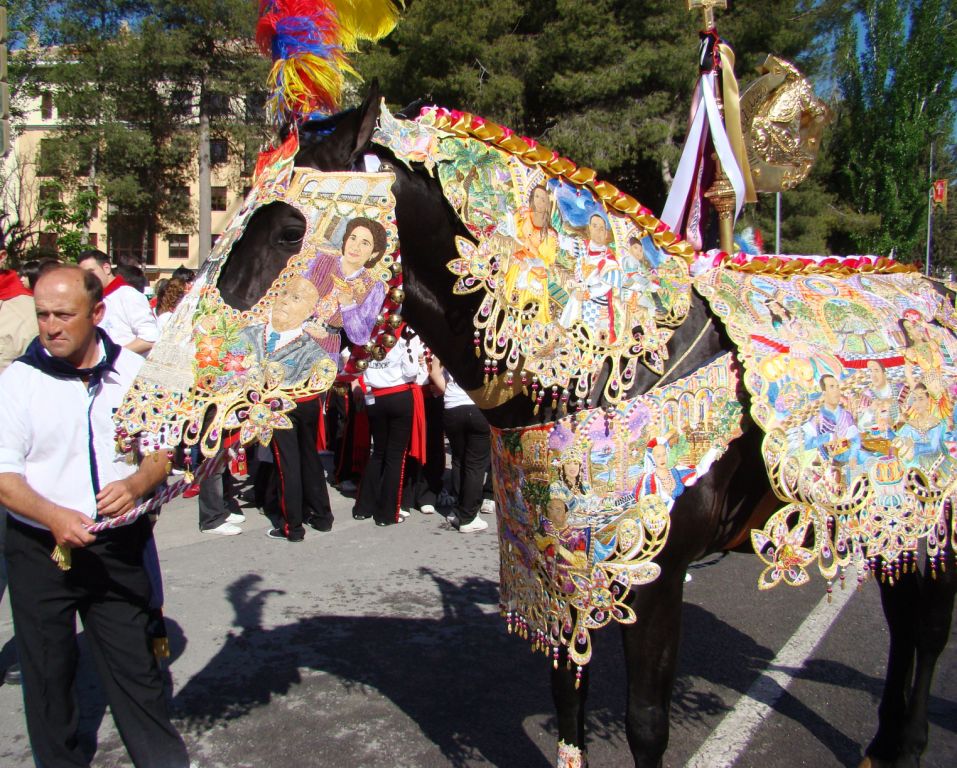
[
  {"xmin": 348, "ymin": 81, "xmax": 382, "ymax": 165},
  {"xmin": 301, "ymin": 82, "xmax": 382, "ymax": 170}
]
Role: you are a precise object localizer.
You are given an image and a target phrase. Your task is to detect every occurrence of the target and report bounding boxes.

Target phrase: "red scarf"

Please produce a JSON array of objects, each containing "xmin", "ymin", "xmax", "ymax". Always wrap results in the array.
[
  {"xmin": 103, "ymin": 274, "xmax": 130, "ymax": 297},
  {"xmin": 0, "ymin": 270, "xmax": 31, "ymax": 300}
]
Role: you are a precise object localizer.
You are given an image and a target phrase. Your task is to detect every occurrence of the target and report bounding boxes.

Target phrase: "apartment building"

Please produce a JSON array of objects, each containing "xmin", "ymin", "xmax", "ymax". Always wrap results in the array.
[{"xmin": 7, "ymin": 86, "xmax": 257, "ymax": 283}]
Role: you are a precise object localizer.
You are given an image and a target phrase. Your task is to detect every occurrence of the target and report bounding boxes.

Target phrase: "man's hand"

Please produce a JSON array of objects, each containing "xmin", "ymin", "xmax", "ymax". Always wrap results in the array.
[
  {"xmin": 96, "ymin": 479, "xmax": 138, "ymax": 518},
  {"xmin": 48, "ymin": 506, "xmax": 96, "ymax": 548}
]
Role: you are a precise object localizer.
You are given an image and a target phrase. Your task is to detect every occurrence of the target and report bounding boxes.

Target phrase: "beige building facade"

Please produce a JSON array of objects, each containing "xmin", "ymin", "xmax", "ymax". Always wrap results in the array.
[{"xmin": 4, "ymin": 86, "xmax": 253, "ymax": 284}]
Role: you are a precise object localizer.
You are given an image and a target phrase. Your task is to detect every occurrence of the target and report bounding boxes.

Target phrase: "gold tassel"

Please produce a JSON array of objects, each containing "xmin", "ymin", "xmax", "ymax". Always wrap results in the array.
[
  {"xmin": 152, "ymin": 637, "xmax": 171, "ymax": 660},
  {"xmin": 51, "ymin": 545, "xmax": 72, "ymax": 571}
]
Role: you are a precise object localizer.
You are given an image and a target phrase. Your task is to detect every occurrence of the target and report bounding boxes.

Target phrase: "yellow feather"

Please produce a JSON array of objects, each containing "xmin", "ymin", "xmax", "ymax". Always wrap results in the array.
[{"xmin": 335, "ymin": 0, "xmax": 404, "ymax": 50}]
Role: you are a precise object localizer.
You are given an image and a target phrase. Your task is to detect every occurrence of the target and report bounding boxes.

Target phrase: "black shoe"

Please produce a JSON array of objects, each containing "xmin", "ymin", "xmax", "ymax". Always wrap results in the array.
[
  {"xmin": 352, "ymin": 511, "xmax": 372, "ymax": 520},
  {"xmin": 308, "ymin": 516, "xmax": 333, "ymax": 532},
  {"xmin": 375, "ymin": 517, "xmax": 406, "ymax": 527},
  {"xmin": 3, "ymin": 663, "xmax": 22, "ymax": 686},
  {"xmin": 266, "ymin": 527, "xmax": 303, "ymax": 542}
]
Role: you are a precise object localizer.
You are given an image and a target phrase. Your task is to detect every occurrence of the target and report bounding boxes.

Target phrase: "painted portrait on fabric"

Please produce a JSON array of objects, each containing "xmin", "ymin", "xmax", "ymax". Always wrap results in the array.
[
  {"xmin": 117, "ymin": 160, "xmax": 398, "ymax": 455},
  {"xmin": 492, "ymin": 355, "xmax": 743, "ymax": 664},
  {"xmin": 373, "ymin": 103, "xmax": 693, "ymax": 403},
  {"xmin": 695, "ymin": 267, "xmax": 957, "ymax": 587}
]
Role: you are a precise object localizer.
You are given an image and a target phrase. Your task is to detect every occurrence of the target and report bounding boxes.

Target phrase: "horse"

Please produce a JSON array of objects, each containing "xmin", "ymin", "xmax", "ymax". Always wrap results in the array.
[{"xmin": 211, "ymin": 86, "xmax": 956, "ymax": 768}]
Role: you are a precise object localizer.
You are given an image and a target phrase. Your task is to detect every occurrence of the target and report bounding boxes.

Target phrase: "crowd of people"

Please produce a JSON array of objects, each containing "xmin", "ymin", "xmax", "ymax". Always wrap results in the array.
[{"xmin": 0, "ymin": 243, "xmax": 496, "ymax": 765}]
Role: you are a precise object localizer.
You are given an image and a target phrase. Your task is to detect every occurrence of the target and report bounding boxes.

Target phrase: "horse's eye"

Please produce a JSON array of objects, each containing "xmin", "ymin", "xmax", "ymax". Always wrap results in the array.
[{"xmin": 278, "ymin": 226, "xmax": 305, "ymax": 245}]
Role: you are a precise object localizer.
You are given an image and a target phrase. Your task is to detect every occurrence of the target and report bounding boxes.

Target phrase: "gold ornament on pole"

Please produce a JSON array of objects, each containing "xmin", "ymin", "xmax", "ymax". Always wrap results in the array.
[
  {"xmin": 688, "ymin": 0, "xmax": 727, "ymax": 31},
  {"xmin": 740, "ymin": 55, "xmax": 830, "ymax": 194}
]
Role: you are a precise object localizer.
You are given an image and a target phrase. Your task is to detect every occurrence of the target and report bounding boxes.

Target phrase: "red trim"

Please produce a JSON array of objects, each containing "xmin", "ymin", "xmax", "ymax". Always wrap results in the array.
[
  {"xmin": 103, "ymin": 274, "xmax": 130, "ymax": 297},
  {"xmin": 316, "ymin": 393, "xmax": 327, "ymax": 452},
  {"xmin": 409, "ymin": 384, "xmax": 426, "ymax": 464},
  {"xmin": 271, "ymin": 440, "xmax": 291, "ymax": 536},
  {"xmin": 749, "ymin": 334, "xmax": 906, "ymax": 370},
  {"xmin": 395, "ymin": 448, "xmax": 408, "ymax": 522}
]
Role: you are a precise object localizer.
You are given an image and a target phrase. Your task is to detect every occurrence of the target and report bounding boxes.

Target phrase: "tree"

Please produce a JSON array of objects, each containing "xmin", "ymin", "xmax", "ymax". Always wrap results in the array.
[
  {"xmin": 153, "ymin": 1, "xmax": 270, "ymax": 263},
  {"xmin": 358, "ymin": 1, "xmax": 849, "ymax": 252},
  {"xmin": 30, "ymin": 1, "xmax": 268, "ymax": 264},
  {"xmin": 827, "ymin": 0, "xmax": 957, "ymax": 260}
]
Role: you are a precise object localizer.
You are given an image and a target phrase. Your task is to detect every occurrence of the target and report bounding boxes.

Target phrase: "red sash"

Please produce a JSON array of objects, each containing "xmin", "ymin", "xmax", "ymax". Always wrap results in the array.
[
  {"xmin": 0, "ymin": 270, "xmax": 30, "ymax": 300},
  {"xmin": 370, "ymin": 382, "xmax": 427, "ymax": 463}
]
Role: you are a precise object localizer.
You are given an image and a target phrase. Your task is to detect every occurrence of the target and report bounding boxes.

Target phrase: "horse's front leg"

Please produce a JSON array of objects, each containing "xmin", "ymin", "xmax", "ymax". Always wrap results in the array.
[
  {"xmin": 863, "ymin": 569, "xmax": 921, "ymax": 767},
  {"xmin": 620, "ymin": 568, "xmax": 686, "ymax": 768},
  {"xmin": 551, "ymin": 648, "xmax": 590, "ymax": 767},
  {"xmin": 893, "ymin": 553, "xmax": 957, "ymax": 768}
]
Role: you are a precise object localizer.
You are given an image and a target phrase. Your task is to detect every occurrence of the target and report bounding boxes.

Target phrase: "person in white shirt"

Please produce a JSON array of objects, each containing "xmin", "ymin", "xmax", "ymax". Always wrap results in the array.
[
  {"xmin": 428, "ymin": 363, "xmax": 494, "ymax": 533},
  {"xmin": 0, "ymin": 266, "xmax": 189, "ymax": 767},
  {"xmin": 77, "ymin": 249, "xmax": 158, "ymax": 355},
  {"xmin": 352, "ymin": 330, "xmax": 428, "ymax": 526}
]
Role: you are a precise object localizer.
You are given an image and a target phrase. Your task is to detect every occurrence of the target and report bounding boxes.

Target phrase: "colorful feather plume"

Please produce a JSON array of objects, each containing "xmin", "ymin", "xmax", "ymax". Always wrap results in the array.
[{"xmin": 257, "ymin": 0, "xmax": 402, "ymax": 127}]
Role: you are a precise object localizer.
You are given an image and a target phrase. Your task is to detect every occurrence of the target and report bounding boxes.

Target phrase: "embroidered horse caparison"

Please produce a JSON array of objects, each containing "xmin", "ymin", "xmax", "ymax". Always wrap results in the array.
[{"xmin": 116, "ymin": 90, "xmax": 956, "ymax": 768}]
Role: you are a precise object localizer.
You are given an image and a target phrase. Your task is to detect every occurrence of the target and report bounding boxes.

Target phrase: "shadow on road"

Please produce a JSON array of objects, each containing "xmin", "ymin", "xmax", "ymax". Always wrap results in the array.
[{"xmin": 71, "ymin": 570, "xmax": 952, "ymax": 766}]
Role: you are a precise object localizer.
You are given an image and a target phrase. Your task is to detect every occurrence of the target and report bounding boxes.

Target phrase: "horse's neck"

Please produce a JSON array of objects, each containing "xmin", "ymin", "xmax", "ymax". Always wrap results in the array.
[{"xmin": 387, "ymin": 148, "xmax": 729, "ymax": 430}]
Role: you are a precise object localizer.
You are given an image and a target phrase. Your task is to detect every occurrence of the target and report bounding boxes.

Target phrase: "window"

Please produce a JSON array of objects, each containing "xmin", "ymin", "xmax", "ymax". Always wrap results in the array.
[
  {"xmin": 211, "ymin": 186, "xmax": 227, "ymax": 211},
  {"xmin": 38, "ymin": 232, "xmax": 58, "ymax": 251},
  {"xmin": 38, "ymin": 182, "xmax": 60, "ymax": 207},
  {"xmin": 108, "ymin": 214, "xmax": 156, "ymax": 266},
  {"xmin": 209, "ymin": 138, "xmax": 228, "ymax": 165},
  {"xmin": 167, "ymin": 234, "xmax": 189, "ymax": 260},
  {"xmin": 245, "ymin": 93, "xmax": 266, "ymax": 123},
  {"xmin": 87, "ymin": 233, "xmax": 98, "ymax": 247},
  {"xmin": 170, "ymin": 88, "xmax": 193, "ymax": 119},
  {"xmin": 208, "ymin": 92, "xmax": 231, "ymax": 118},
  {"xmin": 40, "ymin": 92, "xmax": 54, "ymax": 121},
  {"xmin": 37, "ymin": 138, "xmax": 62, "ymax": 177}
]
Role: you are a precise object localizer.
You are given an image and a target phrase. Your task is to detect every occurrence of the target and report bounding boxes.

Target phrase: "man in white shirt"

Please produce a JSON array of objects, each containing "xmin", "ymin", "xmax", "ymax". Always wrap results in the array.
[
  {"xmin": 0, "ymin": 266, "xmax": 189, "ymax": 767},
  {"xmin": 78, "ymin": 249, "xmax": 158, "ymax": 355}
]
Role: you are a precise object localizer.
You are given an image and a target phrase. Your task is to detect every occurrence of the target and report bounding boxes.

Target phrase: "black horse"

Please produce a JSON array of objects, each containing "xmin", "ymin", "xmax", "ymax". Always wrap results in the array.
[{"xmin": 217, "ymin": 87, "xmax": 956, "ymax": 768}]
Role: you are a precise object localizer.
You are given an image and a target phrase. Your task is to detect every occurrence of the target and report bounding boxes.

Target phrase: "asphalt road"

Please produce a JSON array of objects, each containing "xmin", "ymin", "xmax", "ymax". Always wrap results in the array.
[{"xmin": 0, "ymin": 478, "xmax": 954, "ymax": 768}]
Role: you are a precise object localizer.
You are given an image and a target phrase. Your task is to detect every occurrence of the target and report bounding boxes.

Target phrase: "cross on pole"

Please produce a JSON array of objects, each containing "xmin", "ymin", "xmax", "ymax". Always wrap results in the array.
[{"xmin": 688, "ymin": 0, "xmax": 727, "ymax": 31}]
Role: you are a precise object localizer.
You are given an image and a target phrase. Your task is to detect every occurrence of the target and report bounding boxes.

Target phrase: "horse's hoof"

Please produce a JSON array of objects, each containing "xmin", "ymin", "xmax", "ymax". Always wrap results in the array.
[{"xmin": 557, "ymin": 740, "xmax": 587, "ymax": 768}]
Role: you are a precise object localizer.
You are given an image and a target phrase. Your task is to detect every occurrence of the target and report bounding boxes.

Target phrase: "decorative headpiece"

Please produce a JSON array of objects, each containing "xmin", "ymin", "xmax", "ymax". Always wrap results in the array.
[{"xmin": 256, "ymin": 0, "xmax": 403, "ymax": 127}]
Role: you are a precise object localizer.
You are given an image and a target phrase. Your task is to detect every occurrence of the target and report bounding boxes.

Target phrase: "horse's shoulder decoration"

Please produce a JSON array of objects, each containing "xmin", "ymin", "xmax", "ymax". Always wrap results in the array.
[
  {"xmin": 116, "ymin": 140, "xmax": 403, "ymax": 457},
  {"xmin": 694, "ymin": 253, "xmax": 957, "ymax": 588},
  {"xmin": 373, "ymin": 103, "xmax": 697, "ymax": 405},
  {"xmin": 493, "ymin": 353, "xmax": 744, "ymax": 666}
]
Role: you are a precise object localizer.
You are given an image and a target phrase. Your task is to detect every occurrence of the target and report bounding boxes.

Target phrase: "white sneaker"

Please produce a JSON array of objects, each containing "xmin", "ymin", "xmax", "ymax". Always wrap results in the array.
[
  {"xmin": 480, "ymin": 499, "xmax": 496, "ymax": 515},
  {"xmin": 226, "ymin": 512, "xmax": 245, "ymax": 524},
  {"xmin": 458, "ymin": 517, "xmax": 489, "ymax": 533},
  {"xmin": 201, "ymin": 522, "xmax": 242, "ymax": 536},
  {"xmin": 399, "ymin": 508, "xmax": 411, "ymax": 519},
  {"xmin": 339, "ymin": 479, "xmax": 358, "ymax": 492},
  {"xmin": 419, "ymin": 504, "xmax": 436, "ymax": 514}
]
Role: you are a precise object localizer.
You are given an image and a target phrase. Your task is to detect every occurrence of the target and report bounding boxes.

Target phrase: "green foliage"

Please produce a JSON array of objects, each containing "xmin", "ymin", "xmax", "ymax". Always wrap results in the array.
[
  {"xmin": 828, "ymin": 0, "xmax": 957, "ymax": 260},
  {"xmin": 357, "ymin": 1, "xmax": 849, "ymax": 249},
  {"xmin": 26, "ymin": 1, "xmax": 268, "ymax": 256},
  {"xmin": 36, "ymin": 181, "xmax": 99, "ymax": 262}
]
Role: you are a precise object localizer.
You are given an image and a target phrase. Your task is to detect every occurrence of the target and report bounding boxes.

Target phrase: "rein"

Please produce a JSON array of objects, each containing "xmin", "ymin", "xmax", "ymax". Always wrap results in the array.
[{"xmin": 655, "ymin": 317, "xmax": 714, "ymax": 388}]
